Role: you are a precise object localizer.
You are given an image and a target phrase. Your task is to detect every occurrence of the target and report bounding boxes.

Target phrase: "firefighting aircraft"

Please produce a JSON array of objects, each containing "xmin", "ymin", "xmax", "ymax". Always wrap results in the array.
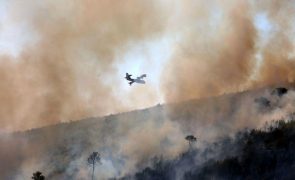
[{"xmin": 125, "ymin": 73, "xmax": 147, "ymax": 86}]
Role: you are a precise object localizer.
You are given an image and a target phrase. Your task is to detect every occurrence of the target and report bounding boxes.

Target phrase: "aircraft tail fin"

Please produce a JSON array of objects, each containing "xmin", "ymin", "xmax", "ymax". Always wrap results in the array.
[{"xmin": 126, "ymin": 73, "xmax": 132, "ymax": 80}]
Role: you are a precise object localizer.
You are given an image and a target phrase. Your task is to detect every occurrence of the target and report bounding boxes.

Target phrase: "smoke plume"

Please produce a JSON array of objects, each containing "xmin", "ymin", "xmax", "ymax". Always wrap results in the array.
[
  {"xmin": 161, "ymin": 0, "xmax": 295, "ymax": 102},
  {"xmin": 0, "ymin": 0, "xmax": 167, "ymax": 131}
]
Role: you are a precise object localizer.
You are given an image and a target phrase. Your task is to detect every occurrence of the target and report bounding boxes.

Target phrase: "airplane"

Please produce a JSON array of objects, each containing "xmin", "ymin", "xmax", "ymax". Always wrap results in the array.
[{"xmin": 125, "ymin": 73, "xmax": 147, "ymax": 86}]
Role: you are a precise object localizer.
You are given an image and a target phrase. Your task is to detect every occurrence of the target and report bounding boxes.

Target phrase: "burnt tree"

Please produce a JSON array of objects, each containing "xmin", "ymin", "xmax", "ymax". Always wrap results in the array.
[
  {"xmin": 88, "ymin": 152, "xmax": 101, "ymax": 180},
  {"xmin": 32, "ymin": 171, "xmax": 45, "ymax": 180}
]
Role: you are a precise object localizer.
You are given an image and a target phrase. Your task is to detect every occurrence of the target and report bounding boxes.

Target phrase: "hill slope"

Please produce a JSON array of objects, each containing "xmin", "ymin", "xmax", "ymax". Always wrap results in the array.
[
  {"xmin": 122, "ymin": 118, "xmax": 295, "ymax": 180},
  {"xmin": 1, "ymin": 85, "xmax": 295, "ymax": 179}
]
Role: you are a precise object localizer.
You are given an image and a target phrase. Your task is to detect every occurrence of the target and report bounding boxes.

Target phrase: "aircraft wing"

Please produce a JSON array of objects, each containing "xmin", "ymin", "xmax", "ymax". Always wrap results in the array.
[{"xmin": 137, "ymin": 74, "xmax": 147, "ymax": 79}]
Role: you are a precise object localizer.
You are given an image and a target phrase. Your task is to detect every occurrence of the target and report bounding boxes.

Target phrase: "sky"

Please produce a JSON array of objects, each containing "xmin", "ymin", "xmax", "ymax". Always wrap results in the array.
[{"xmin": 0, "ymin": 0, "xmax": 294, "ymax": 131}]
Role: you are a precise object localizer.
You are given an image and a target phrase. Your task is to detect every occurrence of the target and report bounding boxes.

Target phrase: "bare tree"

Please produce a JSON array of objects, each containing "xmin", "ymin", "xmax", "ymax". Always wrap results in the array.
[
  {"xmin": 185, "ymin": 135, "xmax": 197, "ymax": 148},
  {"xmin": 32, "ymin": 171, "xmax": 45, "ymax": 180},
  {"xmin": 88, "ymin": 152, "xmax": 101, "ymax": 180}
]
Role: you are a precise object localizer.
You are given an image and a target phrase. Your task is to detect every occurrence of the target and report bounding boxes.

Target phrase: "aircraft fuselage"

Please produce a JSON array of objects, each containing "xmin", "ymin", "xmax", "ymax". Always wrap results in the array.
[{"xmin": 134, "ymin": 79, "xmax": 145, "ymax": 84}]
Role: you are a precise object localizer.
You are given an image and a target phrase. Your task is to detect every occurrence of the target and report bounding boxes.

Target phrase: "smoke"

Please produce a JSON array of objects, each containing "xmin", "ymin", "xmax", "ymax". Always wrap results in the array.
[
  {"xmin": 0, "ymin": 0, "xmax": 294, "ymax": 132},
  {"xmin": 159, "ymin": 0, "xmax": 295, "ymax": 142},
  {"xmin": 0, "ymin": 107, "xmax": 186, "ymax": 179},
  {"xmin": 161, "ymin": 0, "xmax": 295, "ymax": 102},
  {"xmin": 2, "ymin": 87, "xmax": 295, "ymax": 179},
  {"xmin": 1, "ymin": 0, "xmax": 295, "ymax": 179},
  {"xmin": 255, "ymin": 1, "xmax": 295, "ymax": 86},
  {"xmin": 0, "ymin": 0, "xmax": 168, "ymax": 131},
  {"xmin": 0, "ymin": 134, "xmax": 26, "ymax": 179},
  {"xmin": 161, "ymin": 0, "xmax": 255, "ymax": 102}
]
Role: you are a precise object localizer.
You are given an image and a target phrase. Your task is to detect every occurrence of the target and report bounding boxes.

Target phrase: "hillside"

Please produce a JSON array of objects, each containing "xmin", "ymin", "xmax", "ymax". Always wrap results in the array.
[
  {"xmin": 1, "ymin": 85, "xmax": 295, "ymax": 179},
  {"xmin": 121, "ymin": 118, "xmax": 295, "ymax": 180}
]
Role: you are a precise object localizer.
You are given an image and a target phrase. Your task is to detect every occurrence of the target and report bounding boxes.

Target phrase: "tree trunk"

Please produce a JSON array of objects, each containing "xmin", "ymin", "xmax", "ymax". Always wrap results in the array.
[{"xmin": 92, "ymin": 161, "xmax": 95, "ymax": 180}]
